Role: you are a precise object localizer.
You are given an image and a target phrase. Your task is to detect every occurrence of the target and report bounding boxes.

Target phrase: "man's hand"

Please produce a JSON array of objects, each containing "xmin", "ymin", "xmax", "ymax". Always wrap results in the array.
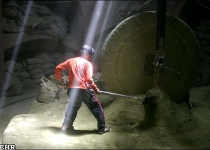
[
  {"xmin": 59, "ymin": 84, "xmax": 68, "ymax": 90},
  {"xmin": 89, "ymin": 88, "xmax": 101, "ymax": 95},
  {"xmin": 58, "ymin": 79, "xmax": 63, "ymax": 84},
  {"xmin": 95, "ymin": 89, "xmax": 101, "ymax": 95},
  {"xmin": 57, "ymin": 79, "xmax": 67, "ymax": 89}
]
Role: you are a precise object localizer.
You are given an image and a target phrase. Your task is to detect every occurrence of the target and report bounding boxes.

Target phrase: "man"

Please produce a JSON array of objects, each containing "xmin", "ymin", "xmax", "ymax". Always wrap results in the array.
[{"xmin": 55, "ymin": 45, "xmax": 110, "ymax": 134}]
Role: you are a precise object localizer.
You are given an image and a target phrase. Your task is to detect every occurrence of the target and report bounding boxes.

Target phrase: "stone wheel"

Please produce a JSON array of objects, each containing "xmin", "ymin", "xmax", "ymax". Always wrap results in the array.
[{"xmin": 101, "ymin": 11, "xmax": 200, "ymax": 103}]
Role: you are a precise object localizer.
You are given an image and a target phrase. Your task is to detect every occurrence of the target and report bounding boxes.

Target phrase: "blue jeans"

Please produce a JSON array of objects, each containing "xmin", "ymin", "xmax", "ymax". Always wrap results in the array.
[{"xmin": 62, "ymin": 88, "xmax": 105, "ymax": 130}]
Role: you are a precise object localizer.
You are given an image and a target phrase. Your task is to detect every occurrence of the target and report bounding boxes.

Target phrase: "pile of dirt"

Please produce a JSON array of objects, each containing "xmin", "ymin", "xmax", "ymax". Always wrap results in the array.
[
  {"xmin": 105, "ymin": 96, "xmax": 144, "ymax": 132},
  {"xmin": 105, "ymin": 91, "xmax": 210, "ymax": 148}
]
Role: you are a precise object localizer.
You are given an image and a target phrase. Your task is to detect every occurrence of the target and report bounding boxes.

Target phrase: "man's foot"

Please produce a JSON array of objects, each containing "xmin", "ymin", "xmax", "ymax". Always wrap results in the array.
[
  {"xmin": 98, "ymin": 126, "xmax": 110, "ymax": 135},
  {"xmin": 61, "ymin": 126, "xmax": 74, "ymax": 133}
]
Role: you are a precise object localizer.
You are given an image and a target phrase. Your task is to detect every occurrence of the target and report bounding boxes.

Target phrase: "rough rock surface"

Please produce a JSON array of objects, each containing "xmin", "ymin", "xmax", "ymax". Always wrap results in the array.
[{"xmin": 101, "ymin": 12, "xmax": 200, "ymax": 103}]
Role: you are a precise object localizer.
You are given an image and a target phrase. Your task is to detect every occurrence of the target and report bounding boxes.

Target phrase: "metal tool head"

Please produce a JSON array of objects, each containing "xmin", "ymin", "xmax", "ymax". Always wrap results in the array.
[{"xmin": 142, "ymin": 96, "xmax": 159, "ymax": 105}]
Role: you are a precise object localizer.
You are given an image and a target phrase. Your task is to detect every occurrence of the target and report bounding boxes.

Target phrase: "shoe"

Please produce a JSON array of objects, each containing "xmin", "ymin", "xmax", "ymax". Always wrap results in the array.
[
  {"xmin": 61, "ymin": 126, "xmax": 74, "ymax": 133},
  {"xmin": 98, "ymin": 126, "xmax": 110, "ymax": 134}
]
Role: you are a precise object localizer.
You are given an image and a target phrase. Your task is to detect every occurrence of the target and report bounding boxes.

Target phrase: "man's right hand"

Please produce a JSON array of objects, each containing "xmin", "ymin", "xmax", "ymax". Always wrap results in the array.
[{"xmin": 95, "ymin": 89, "xmax": 101, "ymax": 95}]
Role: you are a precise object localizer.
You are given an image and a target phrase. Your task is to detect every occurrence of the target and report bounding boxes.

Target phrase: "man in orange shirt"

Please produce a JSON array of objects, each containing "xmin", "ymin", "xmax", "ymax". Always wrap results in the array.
[{"xmin": 55, "ymin": 45, "xmax": 110, "ymax": 134}]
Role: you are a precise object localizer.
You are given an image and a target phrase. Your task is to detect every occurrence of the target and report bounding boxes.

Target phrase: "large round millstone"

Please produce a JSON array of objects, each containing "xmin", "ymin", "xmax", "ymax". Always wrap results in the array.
[{"xmin": 101, "ymin": 11, "xmax": 200, "ymax": 102}]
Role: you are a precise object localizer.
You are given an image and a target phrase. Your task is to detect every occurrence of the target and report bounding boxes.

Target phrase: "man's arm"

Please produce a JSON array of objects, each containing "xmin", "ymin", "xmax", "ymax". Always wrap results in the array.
[
  {"xmin": 86, "ymin": 79, "xmax": 100, "ymax": 94},
  {"xmin": 55, "ymin": 61, "xmax": 68, "ymax": 85},
  {"xmin": 85, "ymin": 63, "xmax": 100, "ymax": 94}
]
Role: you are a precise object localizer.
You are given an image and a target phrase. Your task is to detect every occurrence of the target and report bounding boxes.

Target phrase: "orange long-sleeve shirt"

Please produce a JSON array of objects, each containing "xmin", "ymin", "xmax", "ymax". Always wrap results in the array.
[{"xmin": 55, "ymin": 57, "xmax": 98, "ymax": 91}]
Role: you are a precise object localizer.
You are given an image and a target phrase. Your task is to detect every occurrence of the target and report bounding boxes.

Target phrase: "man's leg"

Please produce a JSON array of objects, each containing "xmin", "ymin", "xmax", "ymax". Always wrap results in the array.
[
  {"xmin": 81, "ymin": 89, "xmax": 109, "ymax": 133},
  {"xmin": 62, "ymin": 88, "xmax": 82, "ymax": 130}
]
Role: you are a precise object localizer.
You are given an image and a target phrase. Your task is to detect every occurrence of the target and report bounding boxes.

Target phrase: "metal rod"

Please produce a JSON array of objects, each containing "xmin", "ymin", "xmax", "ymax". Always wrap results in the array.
[
  {"xmin": 100, "ymin": 91, "xmax": 140, "ymax": 100},
  {"xmin": 154, "ymin": 0, "xmax": 167, "ymax": 86},
  {"xmin": 164, "ymin": 66, "xmax": 181, "ymax": 74},
  {"xmin": 156, "ymin": 0, "xmax": 167, "ymax": 50}
]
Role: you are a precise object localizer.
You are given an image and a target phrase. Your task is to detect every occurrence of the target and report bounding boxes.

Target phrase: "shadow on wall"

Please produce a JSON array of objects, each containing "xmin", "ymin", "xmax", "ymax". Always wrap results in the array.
[{"xmin": 4, "ymin": 39, "xmax": 78, "ymax": 62}]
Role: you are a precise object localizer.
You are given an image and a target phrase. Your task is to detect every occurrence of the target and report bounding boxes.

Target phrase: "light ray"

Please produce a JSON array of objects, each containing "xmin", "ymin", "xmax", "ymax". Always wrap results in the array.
[
  {"xmin": 95, "ymin": 1, "xmax": 114, "ymax": 44},
  {"xmin": 0, "ymin": 1, "xmax": 33, "ymax": 111},
  {"xmin": 84, "ymin": 1, "xmax": 106, "ymax": 46},
  {"xmin": 92, "ymin": 1, "xmax": 114, "ymax": 63},
  {"xmin": 62, "ymin": 1, "xmax": 106, "ymax": 128}
]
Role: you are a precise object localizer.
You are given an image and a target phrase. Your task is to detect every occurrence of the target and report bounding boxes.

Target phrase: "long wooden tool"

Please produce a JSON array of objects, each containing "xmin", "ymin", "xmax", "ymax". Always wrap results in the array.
[{"xmin": 100, "ymin": 91, "xmax": 140, "ymax": 100}]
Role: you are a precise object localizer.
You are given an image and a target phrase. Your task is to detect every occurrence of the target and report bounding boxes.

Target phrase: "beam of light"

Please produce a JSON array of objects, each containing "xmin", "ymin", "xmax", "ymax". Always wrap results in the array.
[
  {"xmin": 4, "ymin": 127, "xmax": 15, "ymax": 133},
  {"xmin": 18, "ymin": 121, "xmax": 30, "ymax": 127},
  {"xmin": 26, "ymin": 118, "xmax": 37, "ymax": 122},
  {"xmin": 95, "ymin": 1, "xmax": 114, "ymax": 44},
  {"xmin": 0, "ymin": 1, "xmax": 33, "ymax": 109},
  {"xmin": 14, "ymin": 118, "xmax": 23, "ymax": 121},
  {"xmin": 64, "ymin": 88, "xmax": 79, "ymax": 120},
  {"xmin": 92, "ymin": 1, "xmax": 114, "ymax": 63},
  {"xmin": 50, "ymin": 133, "xmax": 69, "ymax": 145},
  {"xmin": 58, "ymin": 1, "xmax": 110, "ymax": 135},
  {"xmin": 84, "ymin": 1, "xmax": 106, "ymax": 46}
]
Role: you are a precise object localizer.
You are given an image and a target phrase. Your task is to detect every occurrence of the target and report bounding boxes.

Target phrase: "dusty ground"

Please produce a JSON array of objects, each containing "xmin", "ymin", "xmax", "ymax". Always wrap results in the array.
[{"xmin": 1, "ymin": 86, "xmax": 210, "ymax": 149}]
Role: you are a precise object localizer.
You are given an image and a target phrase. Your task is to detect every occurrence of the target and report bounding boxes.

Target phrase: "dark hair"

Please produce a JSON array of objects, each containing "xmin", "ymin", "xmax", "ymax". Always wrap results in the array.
[{"xmin": 79, "ymin": 45, "xmax": 95, "ymax": 56}]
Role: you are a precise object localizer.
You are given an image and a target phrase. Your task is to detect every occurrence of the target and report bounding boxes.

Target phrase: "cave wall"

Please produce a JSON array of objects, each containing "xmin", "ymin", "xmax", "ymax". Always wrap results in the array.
[
  {"xmin": 179, "ymin": 0, "xmax": 210, "ymax": 86},
  {"xmin": 0, "ymin": 0, "xmax": 195, "ymax": 97},
  {"xmin": 0, "ymin": 0, "xmax": 5, "ymax": 92},
  {"xmin": 1, "ymin": 0, "xmax": 188, "ymax": 58}
]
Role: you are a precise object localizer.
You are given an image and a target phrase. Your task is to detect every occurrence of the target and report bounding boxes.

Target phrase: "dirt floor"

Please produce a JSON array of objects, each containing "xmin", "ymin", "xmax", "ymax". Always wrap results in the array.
[{"xmin": 1, "ymin": 86, "xmax": 210, "ymax": 149}]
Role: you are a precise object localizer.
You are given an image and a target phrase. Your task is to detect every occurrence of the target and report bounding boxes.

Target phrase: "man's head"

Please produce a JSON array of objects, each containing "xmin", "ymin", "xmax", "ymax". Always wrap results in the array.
[{"xmin": 79, "ymin": 44, "xmax": 95, "ymax": 61}]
